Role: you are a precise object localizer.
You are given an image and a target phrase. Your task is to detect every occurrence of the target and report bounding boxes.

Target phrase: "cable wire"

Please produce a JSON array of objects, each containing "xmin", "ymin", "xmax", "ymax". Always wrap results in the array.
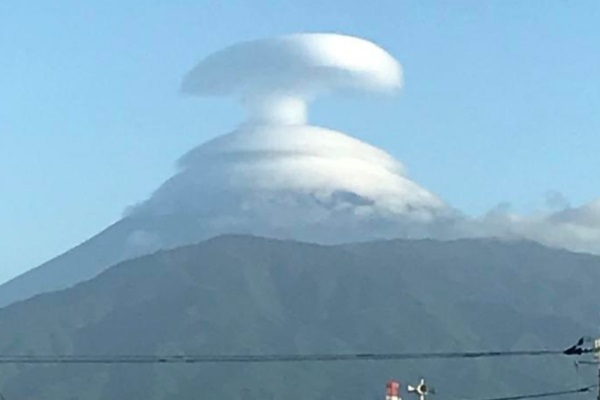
[
  {"xmin": 0, "ymin": 348, "xmax": 586, "ymax": 364},
  {"xmin": 460, "ymin": 384, "xmax": 598, "ymax": 400}
]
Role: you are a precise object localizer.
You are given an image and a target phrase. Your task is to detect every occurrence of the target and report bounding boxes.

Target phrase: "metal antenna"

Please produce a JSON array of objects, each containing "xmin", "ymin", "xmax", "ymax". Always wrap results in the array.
[{"xmin": 408, "ymin": 378, "xmax": 432, "ymax": 400}]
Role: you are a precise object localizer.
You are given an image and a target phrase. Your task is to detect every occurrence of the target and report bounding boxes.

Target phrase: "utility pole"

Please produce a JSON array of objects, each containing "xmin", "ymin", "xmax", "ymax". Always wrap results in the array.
[
  {"xmin": 595, "ymin": 337, "xmax": 600, "ymax": 400},
  {"xmin": 572, "ymin": 336, "xmax": 600, "ymax": 399}
]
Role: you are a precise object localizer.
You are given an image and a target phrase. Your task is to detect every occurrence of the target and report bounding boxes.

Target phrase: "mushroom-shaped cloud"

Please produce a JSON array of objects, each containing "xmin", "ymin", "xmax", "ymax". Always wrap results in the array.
[
  {"xmin": 126, "ymin": 33, "xmax": 461, "ymax": 246},
  {"xmin": 181, "ymin": 33, "xmax": 402, "ymax": 125}
]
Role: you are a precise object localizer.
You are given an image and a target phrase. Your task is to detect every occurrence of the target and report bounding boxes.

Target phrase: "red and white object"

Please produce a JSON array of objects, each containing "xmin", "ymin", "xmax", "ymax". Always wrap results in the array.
[{"xmin": 386, "ymin": 380, "xmax": 401, "ymax": 400}]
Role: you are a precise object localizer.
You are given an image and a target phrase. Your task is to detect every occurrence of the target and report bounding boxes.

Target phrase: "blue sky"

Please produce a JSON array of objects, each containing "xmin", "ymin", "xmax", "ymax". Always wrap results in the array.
[{"xmin": 1, "ymin": 1, "xmax": 599, "ymax": 282}]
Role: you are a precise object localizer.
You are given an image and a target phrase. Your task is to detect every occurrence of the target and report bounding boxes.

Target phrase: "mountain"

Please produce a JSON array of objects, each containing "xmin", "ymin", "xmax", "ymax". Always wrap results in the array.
[
  {"xmin": 0, "ymin": 125, "xmax": 458, "ymax": 308},
  {"xmin": 0, "ymin": 32, "xmax": 456, "ymax": 307},
  {"xmin": 0, "ymin": 214, "xmax": 205, "ymax": 308},
  {"xmin": 0, "ymin": 235, "xmax": 597, "ymax": 400}
]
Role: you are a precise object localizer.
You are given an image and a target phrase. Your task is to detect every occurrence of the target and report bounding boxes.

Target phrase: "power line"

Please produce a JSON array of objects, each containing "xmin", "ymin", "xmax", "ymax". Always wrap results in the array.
[
  {"xmin": 0, "ymin": 347, "xmax": 588, "ymax": 364},
  {"xmin": 461, "ymin": 384, "xmax": 598, "ymax": 400}
]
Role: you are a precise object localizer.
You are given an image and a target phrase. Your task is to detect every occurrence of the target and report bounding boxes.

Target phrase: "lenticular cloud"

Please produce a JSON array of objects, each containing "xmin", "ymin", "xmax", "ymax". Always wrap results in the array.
[
  {"xmin": 133, "ymin": 124, "xmax": 457, "ymax": 243},
  {"xmin": 181, "ymin": 33, "xmax": 402, "ymax": 125},
  {"xmin": 130, "ymin": 33, "xmax": 457, "ymax": 242}
]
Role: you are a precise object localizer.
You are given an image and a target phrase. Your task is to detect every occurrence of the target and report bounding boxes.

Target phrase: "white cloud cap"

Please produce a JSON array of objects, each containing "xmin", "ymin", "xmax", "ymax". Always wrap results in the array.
[
  {"xmin": 132, "ymin": 124, "xmax": 456, "ymax": 244},
  {"xmin": 181, "ymin": 33, "xmax": 402, "ymax": 125}
]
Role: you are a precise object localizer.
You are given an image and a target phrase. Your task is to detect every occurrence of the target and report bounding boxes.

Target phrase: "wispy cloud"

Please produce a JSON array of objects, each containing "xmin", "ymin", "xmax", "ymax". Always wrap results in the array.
[{"xmin": 471, "ymin": 198, "xmax": 600, "ymax": 254}]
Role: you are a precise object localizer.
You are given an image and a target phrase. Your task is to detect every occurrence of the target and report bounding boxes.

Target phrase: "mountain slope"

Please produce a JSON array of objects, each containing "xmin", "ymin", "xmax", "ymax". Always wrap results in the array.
[
  {"xmin": 0, "ymin": 193, "xmax": 458, "ymax": 309},
  {"xmin": 0, "ymin": 235, "xmax": 598, "ymax": 400},
  {"xmin": 0, "ymin": 214, "xmax": 219, "ymax": 308}
]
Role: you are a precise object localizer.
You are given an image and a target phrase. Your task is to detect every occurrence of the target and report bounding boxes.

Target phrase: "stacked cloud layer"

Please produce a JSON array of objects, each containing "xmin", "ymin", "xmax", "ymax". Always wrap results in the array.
[
  {"xmin": 133, "ymin": 123, "xmax": 460, "ymax": 243},
  {"xmin": 131, "ymin": 33, "xmax": 460, "ymax": 243}
]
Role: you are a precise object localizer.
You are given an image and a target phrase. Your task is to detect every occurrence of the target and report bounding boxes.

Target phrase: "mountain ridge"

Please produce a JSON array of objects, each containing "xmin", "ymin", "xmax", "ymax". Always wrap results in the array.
[{"xmin": 0, "ymin": 235, "xmax": 597, "ymax": 399}]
